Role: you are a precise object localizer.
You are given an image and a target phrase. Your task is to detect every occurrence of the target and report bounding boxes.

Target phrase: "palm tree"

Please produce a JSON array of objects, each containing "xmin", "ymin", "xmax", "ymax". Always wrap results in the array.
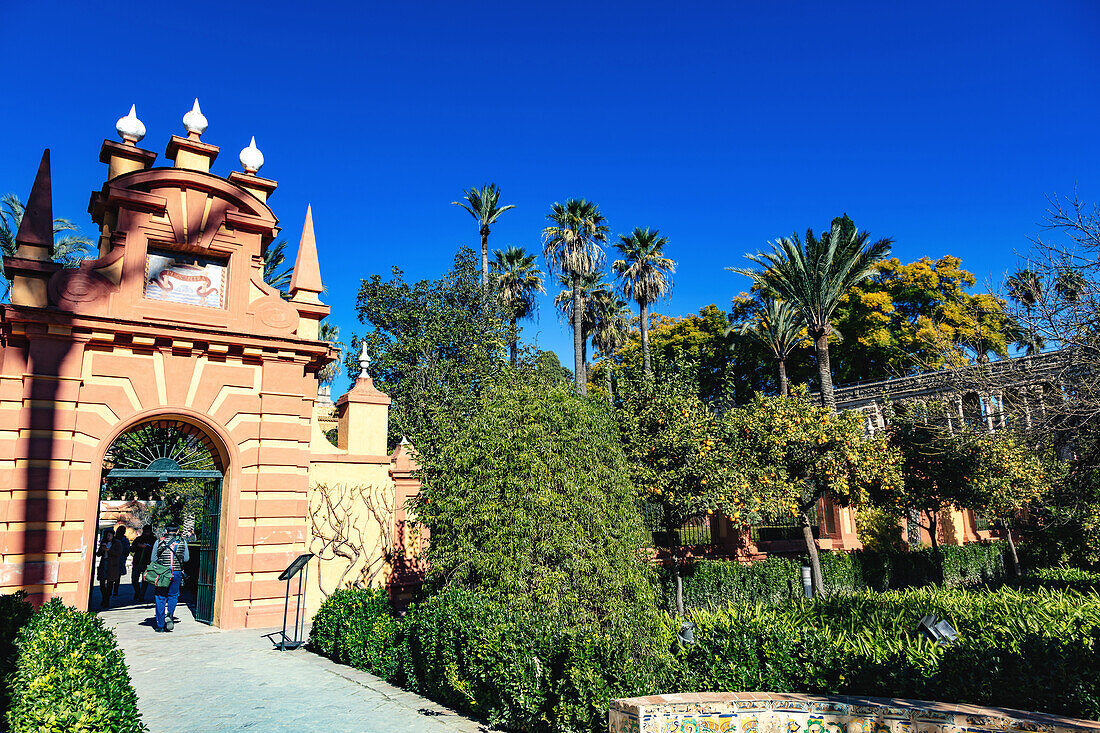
[
  {"xmin": 1054, "ymin": 269, "xmax": 1086, "ymax": 303},
  {"xmin": 0, "ymin": 193, "xmax": 94, "ymax": 299},
  {"xmin": 589, "ymin": 289, "xmax": 631, "ymax": 399},
  {"xmin": 735, "ymin": 297, "xmax": 806, "ymax": 396},
  {"xmin": 543, "ymin": 199, "xmax": 610, "ymax": 394},
  {"xmin": 491, "ymin": 246, "xmax": 545, "ymax": 366},
  {"xmin": 453, "ymin": 184, "xmax": 516, "ymax": 288},
  {"xmin": 731, "ymin": 215, "xmax": 892, "ymax": 411},
  {"xmin": 317, "ymin": 319, "xmax": 344, "ymax": 386},
  {"xmin": 554, "ymin": 270, "xmax": 608, "ymax": 369},
  {"xmin": 261, "ymin": 239, "xmax": 293, "ymax": 296},
  {"xmin": 1006, "ymin": 268, "xmax": 1043, "ymax": 354},
  {"xmin": 612, "ymin": 228, "xmax": 675, "ymax": 378}
]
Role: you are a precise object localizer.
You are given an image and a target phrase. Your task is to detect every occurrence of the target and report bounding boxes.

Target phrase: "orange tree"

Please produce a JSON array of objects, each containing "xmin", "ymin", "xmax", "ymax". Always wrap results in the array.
[
  {"xmin": 874, "ymin": 422, "xmax": 972, "ymax": 563},
  {"xmin": 616, "ymin": 367, "xmax": 760, "ymax": 614},
  {"xmin": 727, "ymin": 390, "xmax": 901, "ymax": 597},
  {"xmin": 963, "ymin": 432, "xmax": 1059, "ymax": 576}
]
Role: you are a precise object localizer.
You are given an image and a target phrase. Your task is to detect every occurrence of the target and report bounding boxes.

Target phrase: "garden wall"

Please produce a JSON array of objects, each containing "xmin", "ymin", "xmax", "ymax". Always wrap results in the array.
[{"xmin": 610, "ymin": 693, "xmax": 1100, "ymax": 733}]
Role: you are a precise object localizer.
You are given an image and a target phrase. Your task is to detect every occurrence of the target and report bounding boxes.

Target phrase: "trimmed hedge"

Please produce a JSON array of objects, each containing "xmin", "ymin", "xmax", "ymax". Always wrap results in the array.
[
  {"xmin": 310, "ymin": 582, "xmax": 1100, "ymax": 732},
  {"xmin": 661, "ymin": 542, "xmax": 1007, "ymax": 611},
  {"xmin": 6, "ymin": 598, "xmax": 146, "ymax": 732},
  {"xmin": 0, "ymin": 592, "xmax": 34, "ymax": 714}
]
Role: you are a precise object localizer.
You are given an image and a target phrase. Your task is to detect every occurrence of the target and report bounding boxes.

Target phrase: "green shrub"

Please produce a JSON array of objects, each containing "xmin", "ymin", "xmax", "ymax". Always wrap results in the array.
[
  {"xmin": 661, "ymin": 542, "xmax": 1007, "ymax": 611},
  {"xmin": 0, "ymin": 592, "xmax": 34, "ymax": 715},
  {"xmin": 312, "ymin": 583, "xmax": 1098, "ymax": 732},
  {"xmin": 7, "ymin": 598, "xmax": 145, "ymax": 732},
  {"xmin": 684, "ymin": 586, "xmax": 1100, "ymax": 718},
  {"xmin": 307, "ymin": 587, "xmax": 398, "ymax": 679},
  {"xmin": 312, "ymin": 586, "xmax": 672, "ymax": 733}
]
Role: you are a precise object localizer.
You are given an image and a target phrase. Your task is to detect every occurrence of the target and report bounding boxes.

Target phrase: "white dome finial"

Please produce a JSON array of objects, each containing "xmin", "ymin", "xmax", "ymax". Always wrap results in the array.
[
  {"xmin": 239, "ymin": 136, "xmax": 264, "ymax": 174},
  {"xmin": 358, "ymin": 342, "xmax": 371, "ymax": 375},
  {"xmin": 116, "ymin": 104, "xmax": 146, "ymax": 144},
  {"xmin": 182, "ymin": 98, "xmax": 208, "ymax": 138}
]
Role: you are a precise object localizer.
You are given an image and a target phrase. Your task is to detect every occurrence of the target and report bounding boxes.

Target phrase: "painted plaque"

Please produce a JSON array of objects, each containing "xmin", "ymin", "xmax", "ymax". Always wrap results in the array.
[{"xmin": 144, "ymin": 249, "xmax": 227, "ymax": 308}]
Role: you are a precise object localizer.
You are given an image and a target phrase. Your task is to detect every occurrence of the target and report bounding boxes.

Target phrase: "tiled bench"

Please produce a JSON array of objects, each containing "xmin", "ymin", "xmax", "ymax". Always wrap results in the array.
[{"xmin": 610, "ymin": 693, "xmax": 1100, "ymax": 733}]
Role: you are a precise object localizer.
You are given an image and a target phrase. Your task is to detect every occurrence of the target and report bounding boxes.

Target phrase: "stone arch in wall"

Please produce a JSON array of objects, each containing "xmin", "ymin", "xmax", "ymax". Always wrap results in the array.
[{"xmin": 89, "ymin": 411, "xmax": 235, "ymax": 625}]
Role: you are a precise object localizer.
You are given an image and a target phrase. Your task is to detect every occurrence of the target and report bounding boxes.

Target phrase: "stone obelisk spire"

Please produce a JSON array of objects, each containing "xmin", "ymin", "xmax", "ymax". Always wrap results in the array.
[{"xmin": 15, "ymin": 150, "xmax": 53, "ymax": 260}]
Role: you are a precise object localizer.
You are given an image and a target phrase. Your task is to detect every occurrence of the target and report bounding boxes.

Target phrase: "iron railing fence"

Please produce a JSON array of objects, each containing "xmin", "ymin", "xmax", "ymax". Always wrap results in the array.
[{"xmin": 639, "ymin": 500, "xmax": 818, "ymax": 548}]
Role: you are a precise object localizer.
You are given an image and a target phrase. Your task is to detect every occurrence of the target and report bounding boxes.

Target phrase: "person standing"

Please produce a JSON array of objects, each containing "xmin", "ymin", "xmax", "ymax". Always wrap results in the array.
[
  {"xmin": 150, "ymin": 525, "xmax": 189, "ymax": 632},
  {"xmin": 95, "ymin": 528, "xmax": 122, "ymax": 609},
  {"xmin": 113, "ymin": 524, "xmax": 131, "ymax": 597},
  {"xmin": 130, "ymin": 525, "xmax": 154, "ymax": 602}
]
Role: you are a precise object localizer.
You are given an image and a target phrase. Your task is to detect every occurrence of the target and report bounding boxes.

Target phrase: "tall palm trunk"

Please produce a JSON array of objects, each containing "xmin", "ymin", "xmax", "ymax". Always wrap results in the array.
[
  {"xmin": 605, "ymin": 366, "xmax": 613, "ymax": 403},
  {"xmin": 777, "ymin": 358, "xmax": 789, "ymax": 396},
  {"xmin": 800, "ymin": 508, "xmax": 824, "ymax": 598},
  {"xmin": 479, "ymin": 225, "xmax": 490, "ymax": 289},
  {"xmin": 641, "ymin": 302, "xmax": 651, "ymax": 377},
  {"xmin": 510, "ymin": 316, "xmax": 518, "ymax": 367},
  {"xmin": 813, "ymin": 330, "xmax": 836, "ymax": 411},
  {"xmin": 572, "ymin": 274, "xmax": 586, "ymax": 393}
]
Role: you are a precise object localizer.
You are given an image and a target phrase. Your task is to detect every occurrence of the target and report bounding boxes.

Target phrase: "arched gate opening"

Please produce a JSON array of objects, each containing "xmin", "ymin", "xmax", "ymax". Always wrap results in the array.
[{"xmin": 97, "ymin": 419, "xmax": 226, "ymax": 624}]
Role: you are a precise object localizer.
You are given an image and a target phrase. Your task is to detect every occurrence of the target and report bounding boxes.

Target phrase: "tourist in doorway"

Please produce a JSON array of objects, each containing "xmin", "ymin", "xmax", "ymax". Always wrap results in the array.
[
  {"xmin": 130, "ymin": 525, "xmax": 154, "ymax": 602},
  {"xmin": 95, "ymin": 528, "xmax": 122, "ymax": 609},
  {"xmin": 113, "ymin": 523, "xmax": 130, "ymax": 597},
  {"xmin": 151, "ymin": 524, "xmax": 189, "ymax": 632}
]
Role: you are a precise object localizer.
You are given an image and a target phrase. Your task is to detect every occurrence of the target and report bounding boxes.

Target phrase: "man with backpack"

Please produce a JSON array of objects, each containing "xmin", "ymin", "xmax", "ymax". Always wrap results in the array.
[{"xmin": 150, "ymin": 525, "xmax": 189, "ymax": 632}]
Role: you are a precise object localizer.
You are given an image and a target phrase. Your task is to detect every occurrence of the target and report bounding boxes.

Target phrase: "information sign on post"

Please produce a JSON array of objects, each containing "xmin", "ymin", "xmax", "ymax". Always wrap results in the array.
[{"xmin": 275, "ymin": 552, "xmax": 314, "ymax": 651}]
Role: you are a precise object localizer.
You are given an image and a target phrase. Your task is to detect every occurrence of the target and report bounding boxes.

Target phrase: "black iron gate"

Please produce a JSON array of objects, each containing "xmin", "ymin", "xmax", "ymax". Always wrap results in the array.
[{"xmin": 194, "ymin": 478, "xmax": 222, "ymax": 625}]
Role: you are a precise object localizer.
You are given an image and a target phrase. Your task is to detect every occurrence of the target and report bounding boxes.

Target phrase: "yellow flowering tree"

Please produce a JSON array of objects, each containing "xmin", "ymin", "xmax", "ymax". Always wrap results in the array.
[{"xmin": 727, "ymin": 390, "xmax": 901, "ymax": 597}]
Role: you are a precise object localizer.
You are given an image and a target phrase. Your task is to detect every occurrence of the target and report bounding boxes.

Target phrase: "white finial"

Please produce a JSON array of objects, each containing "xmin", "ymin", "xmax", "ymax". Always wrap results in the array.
[
  {"xmin": 358, "ymin": 342, "xmax": 371, "ymax": 374},
  {"xmin": 398, "ymin": 436, "xmax": 410, "ymax": 446},
  {"xmin": 115, "ymin": 104, "xmax": 146, "ymax": 144},
  {"xmin": 239, "ymin": 136, "xmax": 264, "ymax": 174},
  {"xmin": 182, "ymin": 98, "xmax": 208, "ymax": 137}
]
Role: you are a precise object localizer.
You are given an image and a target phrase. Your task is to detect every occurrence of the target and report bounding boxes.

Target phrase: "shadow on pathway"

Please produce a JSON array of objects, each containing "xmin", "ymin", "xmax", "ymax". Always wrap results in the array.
[{"xmin": 96, "ymin": 585, "xmax": 486, "ymax": 733}]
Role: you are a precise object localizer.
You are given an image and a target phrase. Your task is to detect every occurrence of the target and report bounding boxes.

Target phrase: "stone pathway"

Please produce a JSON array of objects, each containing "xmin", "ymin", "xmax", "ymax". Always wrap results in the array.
[{"xmin": 95, "ymin": 585, "xmax": 486, "ymax": 733}]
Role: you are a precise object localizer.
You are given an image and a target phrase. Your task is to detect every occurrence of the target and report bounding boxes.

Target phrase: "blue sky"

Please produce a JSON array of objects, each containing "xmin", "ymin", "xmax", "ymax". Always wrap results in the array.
[{"xmin": 2, "ymin": 1, "xmax": 1098, "ymax": 392}]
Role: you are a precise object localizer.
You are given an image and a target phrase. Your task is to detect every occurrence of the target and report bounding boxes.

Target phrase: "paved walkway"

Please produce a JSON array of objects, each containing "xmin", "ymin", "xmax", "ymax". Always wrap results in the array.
[{"xmin": 95, "ymin": 585, "xmax": 486, "ymax": 733}]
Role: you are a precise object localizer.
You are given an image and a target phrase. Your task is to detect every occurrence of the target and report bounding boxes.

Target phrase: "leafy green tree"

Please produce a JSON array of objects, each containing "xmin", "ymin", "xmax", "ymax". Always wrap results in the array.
[
  {"xmin": 728, "ymin": 391, "xmax": 900, "ymax": 596},
  {"xmin": 453, "ymin": 183, "xmax": 515, "ymax": 288},
  {"xmin": 350, "ymin": 247, "xmax": 508, "ymax": 453},
  {"xmin": 0, "ymin": 193, "xmax": 94, "ymax": 299},
  {"xmin": 261, "ymin": 238, "xmax": 293, "ymax": 295},
  {"xmin": 736, "ymin": 297, "xmax": 806, "ymax": 396},
  {"xmin": 612, "ymin": 227, "xmax": 676, "ymax": 377},
  {"xmin": 543, "ymin": 199, "xmax": 610, "ymax": 394},
  {"xmin": 491, "ymin": 246, "xmax": 545, "ymax": 366},
  {"xmin": 733, "ymin": 215, "xmax": 892, "ymax": 409},
  {"xmin": 412, "ymin": 369, "xmax": 661, "ymax": 631},
  {"xmin": 600, "ymin": 304, "xmax": 739, "ymax": 405}
]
